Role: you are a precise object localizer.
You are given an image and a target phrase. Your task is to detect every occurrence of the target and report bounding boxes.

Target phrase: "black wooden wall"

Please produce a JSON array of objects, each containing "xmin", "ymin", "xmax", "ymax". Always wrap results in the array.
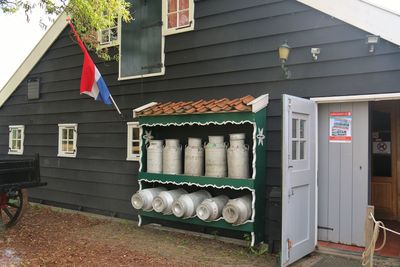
[{"xmin": 1, "ymin": 0, "xmax": 400, "ymax": 251}]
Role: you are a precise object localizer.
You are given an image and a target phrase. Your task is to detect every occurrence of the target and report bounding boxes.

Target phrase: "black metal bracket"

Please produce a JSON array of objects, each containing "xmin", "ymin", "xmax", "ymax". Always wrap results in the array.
[
  {"xmin": 318, "ymin": 225, "xmax": 334, "ymax": 231},
  {"xmin": 141, "ymin": 21, "xmax": 163, "ymax": 29}
]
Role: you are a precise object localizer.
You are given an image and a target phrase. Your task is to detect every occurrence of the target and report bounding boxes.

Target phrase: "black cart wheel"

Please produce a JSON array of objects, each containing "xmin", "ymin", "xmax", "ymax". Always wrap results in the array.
[{"xmin": 0, "ymin": 189, "xmax": 26, "ymax": 228}]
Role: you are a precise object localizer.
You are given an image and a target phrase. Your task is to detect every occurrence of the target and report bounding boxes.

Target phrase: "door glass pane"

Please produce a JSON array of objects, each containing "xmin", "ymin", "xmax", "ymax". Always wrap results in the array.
[
  {"xmin": 300, "ymin": 120, "xmax": 305, "ymax": 138},
  {"xmin": 300, "ymin": 141, "xmax": 305, "ymax": 160},
  {"xmin": 292, "ymin": 141, "xmax": 297, "ymax": 160},
  {"xmin": 292, "ymin": 119, "xmax": 297, "ymax": 138},
  {"xmin": 372, "ymin": 110, "xmax": 392, "ymax": 177}
]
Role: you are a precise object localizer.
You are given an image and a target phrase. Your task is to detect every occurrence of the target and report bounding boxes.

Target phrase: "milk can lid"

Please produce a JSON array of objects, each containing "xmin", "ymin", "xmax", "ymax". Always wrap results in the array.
[{"xmin": 229, "ymin": 133, "xmax": 246, "ymax": 140}]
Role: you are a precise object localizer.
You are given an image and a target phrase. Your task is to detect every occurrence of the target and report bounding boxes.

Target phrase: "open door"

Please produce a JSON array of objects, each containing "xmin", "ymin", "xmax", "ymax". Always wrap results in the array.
[{"xmin": 281, "ymin": 95, "xmax": 317, "ymax": 266}]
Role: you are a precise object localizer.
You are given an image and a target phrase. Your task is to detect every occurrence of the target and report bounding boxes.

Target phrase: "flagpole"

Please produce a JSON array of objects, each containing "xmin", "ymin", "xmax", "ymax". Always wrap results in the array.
[{"xmin": 109, "ymin": 95, "xmax": 122, "ymax": 115}]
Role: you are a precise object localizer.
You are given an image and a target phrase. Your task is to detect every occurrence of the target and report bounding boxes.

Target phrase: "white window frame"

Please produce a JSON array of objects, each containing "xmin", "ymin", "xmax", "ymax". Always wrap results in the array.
[
  {"xmin": 58, "ymin": 123, "xmax": 78, "ymax": 158},
  {"xmin": 8, "ymin": 125, "xmax": 25, "ymax": 155},
  {"xmin": 162, "ymin": 0, "xmax": 195, "ymax": 36},
  {"xmin": 98, "ymin": 25, "xmax": 119, "ymax": 48},
  {"xmin": 127, "ymin": 122, "xmax": 141, "ymax": 161}
]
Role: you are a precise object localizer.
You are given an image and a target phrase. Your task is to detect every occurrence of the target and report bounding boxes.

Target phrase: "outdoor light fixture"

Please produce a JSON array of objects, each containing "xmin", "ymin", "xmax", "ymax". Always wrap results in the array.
[
  {"xmin": 311, "ymin": 47, "xmax": 320, "ymax": 61},
  {"xmin": 279, "ymin": 41, "xmax": 291, "ymax": 79},
  {"xmin": 366, "ymin": 35, "xmax": 380, "ymax": 53}
]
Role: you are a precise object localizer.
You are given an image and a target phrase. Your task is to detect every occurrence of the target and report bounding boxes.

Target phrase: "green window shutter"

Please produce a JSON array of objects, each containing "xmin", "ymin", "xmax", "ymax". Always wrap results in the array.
[{"xmin": 120, "ymin": 0, "xmax": 163, "ymax": 79}]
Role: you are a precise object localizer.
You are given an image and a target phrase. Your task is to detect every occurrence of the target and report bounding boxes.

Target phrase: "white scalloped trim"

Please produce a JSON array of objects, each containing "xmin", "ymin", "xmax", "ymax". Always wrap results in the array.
[
  {"xmin": 141, "ymin": 120, "xmax": 254, "ymax": 127},
  {"xmin": 252, "ymin": 123, "xmax": 257, "ymax": 179},
  {"xmin": 139, "ymin": 178, "xmax": 255, "ymax": 191},
  {"xmin": 139, "ymin": 127, "xmax": 144, "ymax": 172},
  {"xmin": 251, "ymin": 191, "xmax": 256, "ymax": 222}
]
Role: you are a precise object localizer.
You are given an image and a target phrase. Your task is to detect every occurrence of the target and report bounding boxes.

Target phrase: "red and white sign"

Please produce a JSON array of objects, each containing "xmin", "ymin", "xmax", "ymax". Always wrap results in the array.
[{"xmin": 329, "ymin": 112, "xmax": 352, "ymax": 143}]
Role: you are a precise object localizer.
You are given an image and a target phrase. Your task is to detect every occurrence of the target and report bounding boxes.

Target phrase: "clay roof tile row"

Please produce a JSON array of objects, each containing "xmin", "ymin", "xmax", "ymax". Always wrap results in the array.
[{"xmin": 136, "ymin": 95, "xmax": 255, "ymax": 116}]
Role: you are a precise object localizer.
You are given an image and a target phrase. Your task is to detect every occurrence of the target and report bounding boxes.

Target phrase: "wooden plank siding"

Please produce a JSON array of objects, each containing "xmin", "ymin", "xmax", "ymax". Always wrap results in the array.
[{"xmin": 1, "ymin": 0, "xmax": 400, "ymax": 251}]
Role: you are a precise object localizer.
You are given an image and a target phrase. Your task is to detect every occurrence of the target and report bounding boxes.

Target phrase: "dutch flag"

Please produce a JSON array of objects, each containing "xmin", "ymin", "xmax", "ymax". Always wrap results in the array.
[{"xmin": 67, "ymin": 19, "xmax": 112, "ymax": 105}]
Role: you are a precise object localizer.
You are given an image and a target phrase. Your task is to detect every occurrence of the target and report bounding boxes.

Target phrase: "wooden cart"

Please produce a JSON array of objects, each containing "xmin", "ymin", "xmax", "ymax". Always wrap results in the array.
[{"xmin": 0, "ymin": 154, "xmax": 46, "ymax": 227}]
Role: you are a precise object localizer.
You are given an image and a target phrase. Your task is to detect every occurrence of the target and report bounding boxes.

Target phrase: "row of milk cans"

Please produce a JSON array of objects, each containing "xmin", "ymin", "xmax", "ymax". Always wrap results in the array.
[
  {"xmin": 132, "ymin": 187, "xmax": 252, "ymax": 224},
  {"xmin": 147, "ymin": 133, "xmax": 250, "ymax": 178}
]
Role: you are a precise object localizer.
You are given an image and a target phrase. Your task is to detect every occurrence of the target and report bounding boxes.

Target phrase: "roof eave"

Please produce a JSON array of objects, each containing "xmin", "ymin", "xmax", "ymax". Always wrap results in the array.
[
  {"xmin": 0, "ymin": 12, "xmax": 69, "ymax": 108},
  {"xmin": 297, "ymin": 0, "xmax": 400, "ymax": 46}
]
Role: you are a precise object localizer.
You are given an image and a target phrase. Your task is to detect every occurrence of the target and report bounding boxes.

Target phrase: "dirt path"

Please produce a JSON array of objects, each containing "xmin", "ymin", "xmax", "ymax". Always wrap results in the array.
[{"xmin": 0, "ymin": 205, "xmax": 274, "ymax": 266}]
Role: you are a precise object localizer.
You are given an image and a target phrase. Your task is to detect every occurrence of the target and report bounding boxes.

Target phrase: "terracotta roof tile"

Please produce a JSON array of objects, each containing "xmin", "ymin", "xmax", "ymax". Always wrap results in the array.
[
  {"xmin": 241, "ymin": 95, "xmax": 255, "ymax": 104},
  {"xmin": 136, "ymin": 95, "xmax": 254, "ymax": 116},
  {"xmin": 234, "ymin": 103, "xmax": 247, "ymax": 111}
]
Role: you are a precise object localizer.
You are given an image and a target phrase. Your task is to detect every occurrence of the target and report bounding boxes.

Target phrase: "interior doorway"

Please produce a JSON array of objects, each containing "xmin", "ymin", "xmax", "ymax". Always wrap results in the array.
[
  {"xmin": 370, "ymin": 101, "xmax": 400, "ymax": 258},
  {"xmin": 371, "ymin": 101, "xmax": 399, "ymax": 220}
]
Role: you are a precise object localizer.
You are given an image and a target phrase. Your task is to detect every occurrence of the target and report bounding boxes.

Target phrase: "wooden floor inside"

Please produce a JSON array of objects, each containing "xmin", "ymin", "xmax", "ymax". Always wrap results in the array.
[{"xmin": 318, "ymin": 220, "xmax": 400, "ymax": 258}]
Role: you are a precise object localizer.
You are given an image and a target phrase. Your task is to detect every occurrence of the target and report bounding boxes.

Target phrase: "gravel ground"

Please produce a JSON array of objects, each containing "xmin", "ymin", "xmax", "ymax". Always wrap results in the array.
[
  {"xmin": 1, "ymin": 205, "xmax": 397, "ymax": 267},
  {"xmin": 0, "ymin": 205, "xmax": 274, "ymax": 266}
]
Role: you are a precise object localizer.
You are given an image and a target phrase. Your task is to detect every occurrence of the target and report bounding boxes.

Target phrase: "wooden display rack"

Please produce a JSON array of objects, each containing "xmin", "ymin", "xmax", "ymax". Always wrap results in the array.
[{"xmin": 134, "ymin": 94, "xmax": 268, "ymax": 245}]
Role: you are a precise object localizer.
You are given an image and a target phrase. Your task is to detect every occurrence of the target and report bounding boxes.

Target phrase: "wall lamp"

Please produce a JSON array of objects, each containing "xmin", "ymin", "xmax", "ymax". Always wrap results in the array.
[
  {"xmin": 311, "ymin": 47, "xmax": 320, "ymax": 61},
  {"xmin": 279, "ymin": 41, "xmax": 291, "ymax": 79},
  {"xmin": 366, "ymin": 35, "xmax": 379, "ymax": 53}
]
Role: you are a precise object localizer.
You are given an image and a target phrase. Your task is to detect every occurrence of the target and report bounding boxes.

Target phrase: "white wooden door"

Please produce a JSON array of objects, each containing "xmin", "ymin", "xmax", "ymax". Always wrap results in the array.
[{"xmin": 281, "ymin": 95, "xmax": 317, "ymax": 266}]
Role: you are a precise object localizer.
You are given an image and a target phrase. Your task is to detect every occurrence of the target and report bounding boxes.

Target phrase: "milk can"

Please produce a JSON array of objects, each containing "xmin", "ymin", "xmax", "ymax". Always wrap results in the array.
[
  {"xmin": 131, "ymin": 187, "xmax": 166, "ymax": 211},
  {"xmin": 205, "ymin": 136, "xmax": 227, "ymax": 177},
  {"xmin": 152, "ymin": 188, "xmax": 188, "ymax": 215},
  {"xmin": 163, "ymin": 139, "xmax": 182, "ymax": 174},
  {"xmin": 172, "ymin": 190, "xmax": 212, "ymax": 218},
  {"xmin": 147, "ymin": 140, "xmax": 163, "ymax": 173},
  {"xmin": 222, "ymin": 195, "xmax": 252, "ymax": 225},
  {"xmin": 196, "ymin": 195, "xmax": 229, "ymax": 222},
  {"xmin": 184, "ymin": 137, "xmax": 204, "ymax": 176},
  {"xmin": 227, "ymin": 133, "xmax": 250, "ymax": 179}
]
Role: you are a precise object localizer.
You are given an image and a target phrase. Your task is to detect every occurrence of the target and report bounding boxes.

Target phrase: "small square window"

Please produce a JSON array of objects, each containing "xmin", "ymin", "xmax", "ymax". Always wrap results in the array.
[
  {"xmin": 8, "ymin": 125, "xmax": 24, "ymax": 155},
  {"xmin": 58, "ymin": 123, "xmax": 78, "ymax": 158},
  {"xmin": 98, "ymin": 25, "xmax": 119, "ymax": 48},
  {"xmin": 163, "ymin": 0, "xmax": 194, "ymax": 35},
  {"xmin": 127, "ymin": 122, "xmax": 140, "ymax": 161}
]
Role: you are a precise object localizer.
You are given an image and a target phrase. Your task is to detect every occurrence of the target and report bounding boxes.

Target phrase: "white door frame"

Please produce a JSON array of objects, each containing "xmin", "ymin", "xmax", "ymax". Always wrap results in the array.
[{"xmin": 311, "ymin": 93, "xmax": 400, "ymax": 103}]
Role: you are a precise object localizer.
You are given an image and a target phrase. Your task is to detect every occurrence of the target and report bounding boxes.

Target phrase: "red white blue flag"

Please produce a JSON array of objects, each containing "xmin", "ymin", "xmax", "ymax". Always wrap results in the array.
[{"xmin": 67, "ymin": 19, "xmax": 112, "ymax": 105}]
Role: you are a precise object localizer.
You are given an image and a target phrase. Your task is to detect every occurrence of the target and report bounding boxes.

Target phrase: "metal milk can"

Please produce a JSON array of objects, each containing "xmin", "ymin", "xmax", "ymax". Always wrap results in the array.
[
  {"xmin": 163, "ymin": 139, "xmax": 182, "ymax": 174},
  {"xmin": 205, "ymin": 136, "xmax": 227, "ymax": 177},
  {"xmin": 196, "ymin": 195, "xmax": 229, "ymax": 222},
  {"xmin": 227, "ymin": 133, "xmax": 250, "ymax": 179},
  {"xmin": 172, "ymin": 190, "xmax": 212, "ymax": 218},
  {"xmin": 184, "ymin": 137, "xmax": 204, "ymax": 176},
  {"xmin": 152, "ymin": 188, "xmax": 187, "ymax": 215},
  {"xmin": 131, "ymin": 187, "xmax": 166, "ymax": 211},
  {"xmin": 222, "ymin": 195, "xmax": 252, "ymax": 225},
  {"xmin": 147, "ymin": 140, "xmax": 163, "ymax": 173}
]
